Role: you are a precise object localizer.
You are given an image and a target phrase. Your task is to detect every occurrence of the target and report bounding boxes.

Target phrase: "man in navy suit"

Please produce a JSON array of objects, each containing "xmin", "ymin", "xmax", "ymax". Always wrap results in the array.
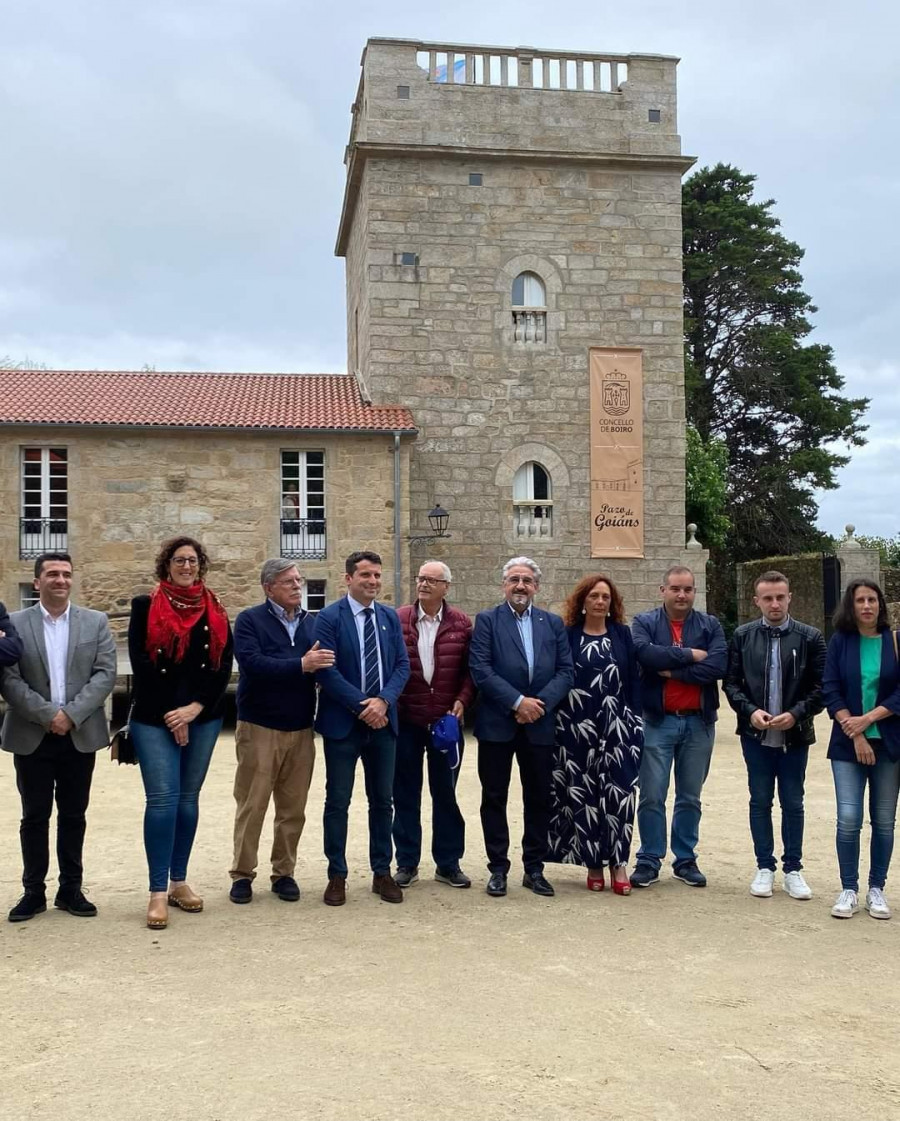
[
  {"xmin": 469, "ymin": 556, "xmax": 574, "ymax": 898},
  {"xmin": 228, "ymin": 559, "xmax": 335, "ymax": 906},
  {"xmin": 314, "ymin": 551, "xmax": 410, "ymax": 906}
]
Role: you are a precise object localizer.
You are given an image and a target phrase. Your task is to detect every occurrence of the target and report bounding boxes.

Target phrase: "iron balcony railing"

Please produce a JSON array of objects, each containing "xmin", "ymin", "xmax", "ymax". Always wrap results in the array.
[
  {"xmin": 280, "ymin": 518, "xmax": 327, "ymax": 560},
  {"xmin": 20, "ymin": 517, "xmax": 68, "ymax": 559}
]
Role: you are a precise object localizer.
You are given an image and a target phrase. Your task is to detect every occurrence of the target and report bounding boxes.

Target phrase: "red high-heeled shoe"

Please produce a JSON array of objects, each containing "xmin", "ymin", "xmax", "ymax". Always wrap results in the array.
[
  {"xmin": 586, "ymin": 869, "xmax": 605, "ymax": 892},
  {"xmin": 610, "ymin": 868, "xmax": 632, "ymax": 896}
]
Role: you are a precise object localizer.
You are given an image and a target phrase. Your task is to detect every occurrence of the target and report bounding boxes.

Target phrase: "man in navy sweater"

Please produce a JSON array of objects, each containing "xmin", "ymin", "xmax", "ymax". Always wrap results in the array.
[{"xmin": 228, "ymin": 559, "xmax": 334, "ymax": 904}]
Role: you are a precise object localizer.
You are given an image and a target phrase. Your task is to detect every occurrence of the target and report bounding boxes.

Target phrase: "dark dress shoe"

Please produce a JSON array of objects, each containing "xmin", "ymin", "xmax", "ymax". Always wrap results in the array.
[
  {"xmin": 271, "ymin": 876, "xmax": 300, "ymax": 902},
  {"xmin": 372, "ymin": 874, "xmax": 403, "ymax": 903},
  {"xmin": 323, "ymin": 877, "xmax": 346, "ymax": 906},
  {"xmin": 54, "ymin": 890, "xmax": 98, "ymax": 917},
  {"xmin": 230, "ymin": 878, "xmax": 253, "ymax": 904},
  {"xmin": 486, "ymin": 872, "xmax": 508, "ymax": 897},
  {"xmin": 522, "ymin": 872, "xmax": 555, "ymax": 897},
  {"xmin": 8, "ymin": 893, "xmax": 47, "ymax": 923}
]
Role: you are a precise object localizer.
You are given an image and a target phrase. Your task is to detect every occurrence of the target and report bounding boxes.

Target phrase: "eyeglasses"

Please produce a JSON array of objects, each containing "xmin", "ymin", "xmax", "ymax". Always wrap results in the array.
[
  {"xmin": 416, "ymin": 576, "xmax": 448, "ymax": 586},
  {"xmin": 505, "ymin": 576, "xmax": 536, "ymax": 587},
  {"xmin": 171, "ymin": 557, "xmax": 199, "ymax": 567}
]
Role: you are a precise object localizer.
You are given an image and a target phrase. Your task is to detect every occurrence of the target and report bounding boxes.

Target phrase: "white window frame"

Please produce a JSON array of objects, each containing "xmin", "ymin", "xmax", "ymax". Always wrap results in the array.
[
  {"xmin": 511, "ymin": 271, "xmax": 546, "ymax": 308},
  {"xmin": 513, "ymin": 461, "xmax": 553, "ymax": 537},
  {"xmin": 19, "ymin": 583, "xmax": 40, "ymax": 610},
  {"xmin": 302, "ymin": 580, "xmax": 327, "ymax": 613},
  {"xmin": 20, "ymin": 446, "xmax": 68, "ymax": 557},
  {"xmin": 280, "ymin": 450, "xmax": 326, "ymax": 559}
]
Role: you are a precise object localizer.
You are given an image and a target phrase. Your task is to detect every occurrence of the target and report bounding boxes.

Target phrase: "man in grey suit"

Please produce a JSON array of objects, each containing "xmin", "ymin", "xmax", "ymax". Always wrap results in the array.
[{"xmin": 1, "ymin": 552, "xmax": 117, "ymax": 922}]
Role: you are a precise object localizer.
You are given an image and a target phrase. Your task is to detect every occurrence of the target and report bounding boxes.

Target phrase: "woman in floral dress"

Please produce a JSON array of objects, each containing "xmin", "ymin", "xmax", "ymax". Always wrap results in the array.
[{"xmin": 548, "ymin": 574, "xmax": 643, "ymax": 894}]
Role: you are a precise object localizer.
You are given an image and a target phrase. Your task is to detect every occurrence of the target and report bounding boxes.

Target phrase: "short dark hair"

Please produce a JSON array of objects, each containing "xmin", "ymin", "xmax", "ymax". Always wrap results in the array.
[
  {"xmin": 34, "ymin": 552, "xmax": 73, "ymax": 579},
  {"xmin": 661, "ymin": 565, "xmax": 693, "ymax": 586},
  {"xmin": 754, "ymin": 570, "xmax": 790, "ymax": 592},
  {"xmin": 345, "ymin": 550, "xmax": 382, "ymax": 576},
  {"xmin": 832, "ymin": 579, "xmax": 889, "ymax": 634},
  {"xmin": 563, "ymin": 573, "xmax": 626, "ymax": 627},
  {"xmin": 154, "ymin": 536, "xmax": 210, "ymax": 582}
]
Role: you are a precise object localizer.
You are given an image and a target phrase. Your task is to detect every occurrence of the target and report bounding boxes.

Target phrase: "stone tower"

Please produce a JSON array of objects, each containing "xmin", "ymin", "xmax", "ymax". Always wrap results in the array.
[{"xmin": 336, "ymin": 38, "xmax": 698, "ymax": 616}]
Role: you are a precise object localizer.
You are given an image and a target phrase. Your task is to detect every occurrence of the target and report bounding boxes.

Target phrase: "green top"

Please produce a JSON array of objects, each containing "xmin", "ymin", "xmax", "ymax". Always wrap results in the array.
[{"xmin": 860, "ymin": 635, "xmax": 883, "ymax": 740}]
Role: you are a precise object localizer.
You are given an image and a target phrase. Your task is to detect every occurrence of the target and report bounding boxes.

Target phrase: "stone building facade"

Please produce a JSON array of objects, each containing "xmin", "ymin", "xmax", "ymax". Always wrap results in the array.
[
  {"xmin": 337, "ymin": 38, "xmax": 702, "ymax": 616},
  {"xmin": 0, "ymin": 371, "xmax": 414, "ymax": 629}
]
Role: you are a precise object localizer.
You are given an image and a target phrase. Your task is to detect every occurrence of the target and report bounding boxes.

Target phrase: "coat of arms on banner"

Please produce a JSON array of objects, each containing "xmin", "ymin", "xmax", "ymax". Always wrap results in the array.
[{"xmin": 601, "ymin": 369, "xmax": 630, "ymax": 416}]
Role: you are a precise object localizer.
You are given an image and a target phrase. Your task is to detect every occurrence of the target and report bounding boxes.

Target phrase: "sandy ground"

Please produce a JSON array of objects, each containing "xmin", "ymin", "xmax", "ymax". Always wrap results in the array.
[{"xmin": 1, "ymin": 710, "xmax": 899, "ymax": 1121}]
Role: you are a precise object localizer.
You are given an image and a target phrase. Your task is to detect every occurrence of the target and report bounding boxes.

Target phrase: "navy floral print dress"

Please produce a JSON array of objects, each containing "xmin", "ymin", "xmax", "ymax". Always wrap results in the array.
[{"xmin": 548, "ymin": 630, "xmax": 643, "ymax": 868}]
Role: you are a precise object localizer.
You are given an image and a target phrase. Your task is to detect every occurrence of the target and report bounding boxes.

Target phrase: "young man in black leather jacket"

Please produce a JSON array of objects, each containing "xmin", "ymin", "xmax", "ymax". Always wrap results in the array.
[{"xmin": 725, "ymin": 570, "xmax": 826, "ymax": 901}]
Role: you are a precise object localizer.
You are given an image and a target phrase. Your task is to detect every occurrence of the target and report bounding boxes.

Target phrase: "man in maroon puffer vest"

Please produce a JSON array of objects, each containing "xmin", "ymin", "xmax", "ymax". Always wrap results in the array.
[{"xmin": 392, "ymin": 560, "xmax": 476, "ymax": 889}]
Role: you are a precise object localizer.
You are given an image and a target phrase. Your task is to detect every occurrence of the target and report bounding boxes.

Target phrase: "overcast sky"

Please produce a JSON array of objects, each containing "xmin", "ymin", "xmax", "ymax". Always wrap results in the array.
[{"xmin": 2, "ymin": 0, "xmax": 897, "ymax": 538}]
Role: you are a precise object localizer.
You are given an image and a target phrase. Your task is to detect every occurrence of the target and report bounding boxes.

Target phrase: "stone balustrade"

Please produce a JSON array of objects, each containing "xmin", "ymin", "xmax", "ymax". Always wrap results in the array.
[
  {"xmin": 512, "ymin": 309, "xmax": 546, "ymax": 344},
  {"xmin": 415, "ymin": 44, "xmax": 629, "ymax": 92}
]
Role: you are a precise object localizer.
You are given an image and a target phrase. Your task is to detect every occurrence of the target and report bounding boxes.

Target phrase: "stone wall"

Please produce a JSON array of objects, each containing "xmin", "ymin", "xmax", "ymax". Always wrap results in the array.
[
  {"xmin": 0, "ymin": 427, "xmax": 411, "ymax": 632},
  {"xmin": 341, "ymin": 39, "xmax": 695, "ymax": 618},
  {"xmin": 736, "ymin": 555, "xmax": 826, "ymax": 632}
]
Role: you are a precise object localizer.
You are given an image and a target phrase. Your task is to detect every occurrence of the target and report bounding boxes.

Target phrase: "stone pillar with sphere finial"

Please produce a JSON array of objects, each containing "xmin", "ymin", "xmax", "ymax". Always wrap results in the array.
[
  {"xmin": 681, "ymin": 522, "xmax": 710, "ymax": 612},
  {"xmin": 836, "ymin": 524, "xmax": 881, "ymax": 597}
]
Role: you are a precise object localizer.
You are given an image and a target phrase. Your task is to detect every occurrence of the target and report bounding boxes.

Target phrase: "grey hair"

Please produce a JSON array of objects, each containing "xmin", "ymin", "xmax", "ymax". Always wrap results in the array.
[
  {"xmin": 260, "ymin": 558, "xmax": 301, "ymax": 587},
  {"xmin": 502, "ymin": 556, "xmax": 542, "ymax": 582},
  {"xmin": 420, "ymin": 560, "xmax": 452, "ymax": 583}
]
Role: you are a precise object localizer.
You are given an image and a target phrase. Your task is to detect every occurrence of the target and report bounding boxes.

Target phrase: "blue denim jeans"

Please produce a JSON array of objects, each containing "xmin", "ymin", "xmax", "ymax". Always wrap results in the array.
[
  {"xmin": 636, "ymin": 714, "xmax": 714, "ymax": 871},
  {"xmin": 392, "ymin": 721, "xmax": 465, "ymax": 873},
  {"xmin": 132, "ymin": 718, "xmax": 222, "ymax": 892},
  {"xmin": 832, "ymin": 755, "xmax": 900, "ymax": 891},
  {"xmin": 741, "ymin": 736, "xmax": 808, "ymax": 873},
  {"xmin": 323, "ymin": 725, "xmax": 396, "ymax": 879}
]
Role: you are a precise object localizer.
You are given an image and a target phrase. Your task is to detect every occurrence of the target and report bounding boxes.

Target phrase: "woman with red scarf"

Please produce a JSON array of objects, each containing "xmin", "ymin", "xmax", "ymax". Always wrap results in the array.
[{"xmin": 128, "ymin": 536, "xmax": 233, "ymax": 929}]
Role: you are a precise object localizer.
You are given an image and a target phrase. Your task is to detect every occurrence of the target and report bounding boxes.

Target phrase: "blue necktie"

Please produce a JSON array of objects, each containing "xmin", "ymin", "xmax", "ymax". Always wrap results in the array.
[{"xmin": 363, "ymin": 608, "xmax": 380, "ymax": 697}]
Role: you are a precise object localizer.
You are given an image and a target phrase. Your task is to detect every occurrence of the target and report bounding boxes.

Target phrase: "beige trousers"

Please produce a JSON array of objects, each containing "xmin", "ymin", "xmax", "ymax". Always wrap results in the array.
[{"xmin": 230, "ymin": 721, "xmax": 316, "ymax": 882}]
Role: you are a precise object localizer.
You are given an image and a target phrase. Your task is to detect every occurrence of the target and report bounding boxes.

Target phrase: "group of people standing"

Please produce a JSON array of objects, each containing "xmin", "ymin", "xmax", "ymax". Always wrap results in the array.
[{"xmin": 1, "ymin": 544, "xmax": 898, "ymax": 928}]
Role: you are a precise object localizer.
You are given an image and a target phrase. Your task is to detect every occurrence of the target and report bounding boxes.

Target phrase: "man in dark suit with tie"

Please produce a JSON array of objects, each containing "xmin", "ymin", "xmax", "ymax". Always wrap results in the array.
[
  {"xmin": 313, "ymin": 550, "xmax": 410, "ymax": 906},
  {"xmin": 469, "ymin": 556, "xmax": 574, "ymax": 898}
]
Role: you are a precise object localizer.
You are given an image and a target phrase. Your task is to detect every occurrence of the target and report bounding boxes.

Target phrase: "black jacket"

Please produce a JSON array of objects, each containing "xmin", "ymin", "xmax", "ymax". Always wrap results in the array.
[
  {"xmin": 724, "ymin": 618, "xmax": 826, "ymax": 746},
  {"xmin": 128, "ymin": 594, "xmax": 234, "ymax": 726}
]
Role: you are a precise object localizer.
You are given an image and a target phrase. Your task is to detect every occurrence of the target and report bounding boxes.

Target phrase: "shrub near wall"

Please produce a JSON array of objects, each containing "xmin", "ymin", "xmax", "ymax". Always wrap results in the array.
[{"xmin": 736, "ymin": 554, "xmax": 825, "ymax": 631}]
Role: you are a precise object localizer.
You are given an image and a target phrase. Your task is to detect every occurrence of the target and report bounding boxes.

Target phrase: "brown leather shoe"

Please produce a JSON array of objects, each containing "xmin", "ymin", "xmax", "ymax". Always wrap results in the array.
[
  {"xmin": 323, "ymin": 876, "xmax": 346, "ymax": 906},
  {"xmin": 147, "ymin": 894, "xmax": 168, "ymax": 930},
  {"xmin": 372, "ymin": 874, "xmax": 403, "ymax": 904},
  {"xmin": 167, "ymin": 884, "xmax": 203, "ymax": 912}
]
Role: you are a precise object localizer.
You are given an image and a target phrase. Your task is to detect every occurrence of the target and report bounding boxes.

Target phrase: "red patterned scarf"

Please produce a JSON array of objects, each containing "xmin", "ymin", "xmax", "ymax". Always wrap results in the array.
[{"xmin": 146, "ymin": 580, "xmax": 228, "ymax": 668}]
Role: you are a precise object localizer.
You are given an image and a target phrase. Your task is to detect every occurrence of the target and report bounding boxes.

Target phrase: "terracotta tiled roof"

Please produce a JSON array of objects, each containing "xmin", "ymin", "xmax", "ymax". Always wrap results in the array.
[{"xmin": 0, "ymin": 370, "xmax": 416, "ymax": 433}]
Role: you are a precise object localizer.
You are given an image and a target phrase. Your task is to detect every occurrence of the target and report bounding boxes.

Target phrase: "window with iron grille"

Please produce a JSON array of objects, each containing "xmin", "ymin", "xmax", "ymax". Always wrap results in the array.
[
  {"xmin": 20, "ymin": 447, "xmax": 68, "ymax": 558},
  {"xmin": 281, "ymin": 451, "xmax": 326, "ymax": 559}
]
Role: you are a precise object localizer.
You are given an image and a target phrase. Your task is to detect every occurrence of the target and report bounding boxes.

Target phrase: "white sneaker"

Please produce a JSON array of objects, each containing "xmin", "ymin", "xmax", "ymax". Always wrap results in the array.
[
  {"xmin": 831, "ymin": 889, "xmax": 859, "ymax": 919},
  {"xmin": 750, "ymin": 869, "xmax": 774, "ymax": 897},
  {"xmin": 865, "ymin": 887, "xmax": 892, "ymax": 920},
  {"xmin": 783, "ymin": 870, "xmax": 813, "ymax": 900}
]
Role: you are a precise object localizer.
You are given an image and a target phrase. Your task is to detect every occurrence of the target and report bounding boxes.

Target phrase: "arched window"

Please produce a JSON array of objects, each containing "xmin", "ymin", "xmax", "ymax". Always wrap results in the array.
[
  {"xmin": 511, "ymin": 271, "xmax": 546, "ymax": 307},
  {"xmin": 510, "ymin": 272, "xmax": 547, "ymax": 344},
  {"xmin": 513, "ymin": 461, "xmax": 553, "ymax": 537}
]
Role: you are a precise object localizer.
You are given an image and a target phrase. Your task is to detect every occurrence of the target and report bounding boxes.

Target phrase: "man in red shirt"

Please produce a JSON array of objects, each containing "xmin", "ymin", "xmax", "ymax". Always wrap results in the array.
[{"xmin": 630, "ymin": 566, "xmax": 727, "ymax": 888}]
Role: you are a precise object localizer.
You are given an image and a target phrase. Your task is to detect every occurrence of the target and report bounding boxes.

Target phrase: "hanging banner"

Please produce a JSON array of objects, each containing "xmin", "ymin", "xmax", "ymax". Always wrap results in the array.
[{"xmin": 589, "ymin": 347, "xmax": 644, "ymax": 558}]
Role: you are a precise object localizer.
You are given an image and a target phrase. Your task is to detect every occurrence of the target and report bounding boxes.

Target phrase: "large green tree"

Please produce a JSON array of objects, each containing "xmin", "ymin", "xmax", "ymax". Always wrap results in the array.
[{"xmin": 683, "ymin": 164, "xmax": 868, "ymax": 559}]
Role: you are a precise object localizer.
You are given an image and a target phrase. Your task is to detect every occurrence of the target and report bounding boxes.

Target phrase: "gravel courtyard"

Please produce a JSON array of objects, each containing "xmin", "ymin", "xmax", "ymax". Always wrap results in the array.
[{"xmin": 2, "ymin": 711, "xmax": 898, "ymax": 1121}]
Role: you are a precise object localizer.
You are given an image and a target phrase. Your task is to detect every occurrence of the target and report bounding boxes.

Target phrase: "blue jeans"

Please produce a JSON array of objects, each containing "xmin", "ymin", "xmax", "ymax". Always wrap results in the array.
[
  {"xmin": 132, "ymin": 718, "xmax": 222, "ymax": 892},
  {"xmin": 392, "ymin": 721, "xmax": 465, "ymax": 873},
  {"xmin": 323, "ymin": 725, "xmax": 396, "ymax": 879},
  {"xmin": 832, "ymin": 755, "xmax": 900, "ymax": 891},
  {"xmin": 741, "ymin": 736, "xmax": 808, "ymax": 873},
  {"xmin": 636, "ymin": 714, "xmax": 714, "ymax": 871}
]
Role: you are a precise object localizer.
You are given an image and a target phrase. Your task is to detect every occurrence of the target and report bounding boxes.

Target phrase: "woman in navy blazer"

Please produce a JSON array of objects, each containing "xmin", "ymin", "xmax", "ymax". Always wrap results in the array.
[
  {"xmin": 547, "ymin": 573, "xmax": 644, "ymax": 895},
  {"xmin": 823, "ymin": 579, "xmax": 900, "ymax": 920}
]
